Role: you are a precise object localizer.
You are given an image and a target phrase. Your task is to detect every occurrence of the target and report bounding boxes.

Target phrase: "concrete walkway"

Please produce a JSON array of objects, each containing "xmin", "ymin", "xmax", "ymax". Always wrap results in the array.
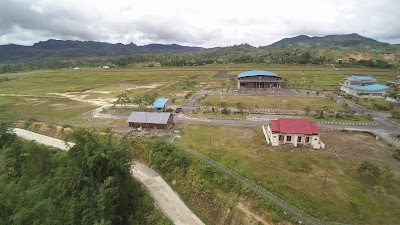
[
  {"xmin": 13, "ymin": 128, "xmax": 204, "ymax": 225},
  {"xmin": 131, "ymin": 162, "xmax": 204, "ymax": 225},
  {"xmin": 13, "ymin": 128, "xmax": 75, "ymax": 151}
]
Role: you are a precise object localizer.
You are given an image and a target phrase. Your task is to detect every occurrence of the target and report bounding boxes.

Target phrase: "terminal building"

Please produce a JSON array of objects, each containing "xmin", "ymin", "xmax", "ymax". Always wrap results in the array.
[
  {"xmin": 237, "ymin": 70, "xmax": 284, "ymax": 89},
  {"xmin": 340, "ymin": 76, "xmax": 389, "ymax": 97}
]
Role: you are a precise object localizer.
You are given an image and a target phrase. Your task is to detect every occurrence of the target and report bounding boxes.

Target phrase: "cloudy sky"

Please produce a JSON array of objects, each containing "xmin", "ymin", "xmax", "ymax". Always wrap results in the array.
[{"xmin": 1, "ymin": 0, "xmax": 400, "ymax": 47}]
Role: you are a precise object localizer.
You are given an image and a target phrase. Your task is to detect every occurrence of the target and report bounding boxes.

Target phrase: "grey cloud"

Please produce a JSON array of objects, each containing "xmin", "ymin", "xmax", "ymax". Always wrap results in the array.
[
  {"xmin": 0, "ymin": 0, "xmax": 105, "ymax": 42},
  {"xmin": 134, "ymin": 19, "xmax": 218, "ymax": 45}
]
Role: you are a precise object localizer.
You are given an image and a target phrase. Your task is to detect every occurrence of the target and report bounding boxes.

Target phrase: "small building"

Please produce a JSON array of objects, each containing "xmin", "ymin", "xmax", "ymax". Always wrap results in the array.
[
  {"xmin": 152, "ymin": 98, "xmax": 169, "ymax": 112},
  {"xmin": 237, "ymin": 70, "xmax": 284, "ymax": 89},
  {"xmin": 340, "ymin": 76, "xmax": 389, "ymax": 97},
  {"xmin": 263, "ymin": 118, "xmax": 324, "ymax": 149},
  {"xmin": 127, "ymin": 112, "xmax": 173, "ymax": 130}
]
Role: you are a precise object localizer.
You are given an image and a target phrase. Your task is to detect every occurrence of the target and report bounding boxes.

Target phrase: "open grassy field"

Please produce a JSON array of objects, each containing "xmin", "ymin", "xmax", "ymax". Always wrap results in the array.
[
  {"xmin": 0, "ymin": 96, "xmax": 97, "ymax": 121},
  {"xmin": 198, "ymin": 95, "xmax": 346, "ymax": 110},
  {"xmin": 300, "ymin": 114, "xmax": 374, "ymax": 123},
  {"xmin": 1, "ymin": 64, "xmax": 396, "ymax": 125},
  {"xmin": 354, "ymin": 97, "xmax": 399, "ymax": 112},
  {"xmin": 177, "ymin": 123, "xmax": 400, "ymax": 224}
]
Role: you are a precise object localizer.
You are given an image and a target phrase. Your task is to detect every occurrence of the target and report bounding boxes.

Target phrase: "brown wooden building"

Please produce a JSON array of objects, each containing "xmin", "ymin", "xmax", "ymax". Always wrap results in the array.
[{"xmin": 127, "ymin": 112, "xmax": 173, "ymax": 130}]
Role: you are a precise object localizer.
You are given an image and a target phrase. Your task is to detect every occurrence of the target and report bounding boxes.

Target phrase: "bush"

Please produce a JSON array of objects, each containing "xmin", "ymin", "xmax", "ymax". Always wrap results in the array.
[
  {"xmin": 166, "ymin": 108, "xmax": 174, "ymax": 112},
  {"xmin": 221, "ymin": 108, "xmax": 230, "ymax": 115}
]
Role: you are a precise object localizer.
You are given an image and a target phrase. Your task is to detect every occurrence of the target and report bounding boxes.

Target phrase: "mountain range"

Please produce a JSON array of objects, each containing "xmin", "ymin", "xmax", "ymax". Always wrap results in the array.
[{"xmin": 0, "ymin": 33, "xmax": 398, "ymax": 63}]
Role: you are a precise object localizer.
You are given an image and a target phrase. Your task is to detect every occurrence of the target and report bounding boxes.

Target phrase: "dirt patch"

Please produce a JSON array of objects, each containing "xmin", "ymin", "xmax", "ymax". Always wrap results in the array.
[
  {"xmin": 237, "ymin": 202, "xmax": 272, "ymax": 225},
  {"xmin": 126, "ymin": 83, "xmax": 163, "ymax": 90},
  {"xmin": 14, "ymin": 120, "xmax": 73, "ymax": 140},
  {"xmin": 380, "ymin": 53, "xmax": 397, "ymax": 61},
  {"xmin": 49, "ymin": 92, "xmax": 116, "ymax": 106},
  {"xmin": 342, "ymin": 53, "xmax": 371, "ymax": 61},
  {"xmin": 320, "ymin": 130, "xmax": 400, "ymax": 175}
]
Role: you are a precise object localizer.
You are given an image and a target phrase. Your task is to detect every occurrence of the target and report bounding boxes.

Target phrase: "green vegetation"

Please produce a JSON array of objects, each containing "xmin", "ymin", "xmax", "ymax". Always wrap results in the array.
[
  {"xmin": 0, "ymin": 96, "xmax": 97, "ymax": 122},
  {"xmin": 1, "ymin": 34, "xmax": 399, "ymax": 74},
  {"xmin": 189, "ymin": 110, "xmax": 249, "ymax": 119},
  {"xmin": 300, "ymin": 114, "xmax": 373, "ymax": 123},
  {"xmin": 131, "ymin": 137, "xmax": 291, "ymax": 224},
  {"xmin": 199, "ymin": 95, "xmax": 345, "ymax": 110},
  {"xmin": 177, "ymin": 124, "xmax": 400, "ymax": 224},
  {"xmin": 0, "ymin": 124, "xmax": 170, "ymax": 225}
]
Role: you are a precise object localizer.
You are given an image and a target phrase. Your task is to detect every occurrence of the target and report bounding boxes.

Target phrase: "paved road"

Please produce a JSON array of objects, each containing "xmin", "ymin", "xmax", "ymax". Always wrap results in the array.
[
  {"xmin": 13, "ymin": 128, "xmax": 204, "ymax": 225},
  {"xmin": 13, "ymin": 128, "xmax": 75, "ymax": 150},
  {"xmin": 131, "ymin": 162, "xmax": 204, "ymax": 225},
  {"xmin": 181, "ymin": 88, "xmax": 213, "ymax": 107}
]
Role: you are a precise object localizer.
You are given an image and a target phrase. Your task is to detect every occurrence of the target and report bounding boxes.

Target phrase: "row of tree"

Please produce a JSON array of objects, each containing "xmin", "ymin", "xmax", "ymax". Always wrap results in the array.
[{"xmin": 1, "ymin": 46, "xmax": 398, "ymax": 73}]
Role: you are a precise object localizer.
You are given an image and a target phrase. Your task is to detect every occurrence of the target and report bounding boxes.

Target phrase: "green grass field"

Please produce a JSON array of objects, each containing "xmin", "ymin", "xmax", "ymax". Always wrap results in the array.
[
  {"xmin": 0, "ymin": 96, "xmax": 97, "ymax": 122},
  {"xmin": 177, "ymin": 124, "xmax": 400, "ymax": 224},
  {"xmin": 300, "ymin": 114, "xmax": 373, "ymax": 123},
  {"xmin": 198, "ymin": 95, "xmax": 346, "ymax": 110}
]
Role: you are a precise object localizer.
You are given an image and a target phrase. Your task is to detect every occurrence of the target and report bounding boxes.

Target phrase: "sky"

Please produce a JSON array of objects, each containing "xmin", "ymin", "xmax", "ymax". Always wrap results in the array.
[{"xmin": 1, "ymin": 0, "xmax": 400, "ymax": 47}]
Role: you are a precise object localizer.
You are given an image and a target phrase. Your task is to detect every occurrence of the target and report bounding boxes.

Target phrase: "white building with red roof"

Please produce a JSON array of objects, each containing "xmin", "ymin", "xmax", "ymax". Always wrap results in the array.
[{"xmin": 263, "ymin": 118, "xmax": 324, "ymax": 149}]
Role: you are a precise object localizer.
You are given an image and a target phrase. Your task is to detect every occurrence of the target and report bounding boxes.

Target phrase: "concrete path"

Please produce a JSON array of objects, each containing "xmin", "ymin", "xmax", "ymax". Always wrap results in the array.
[
  {"xmin": 13, "ymin": 128, "xmax": 204, "ymax": 225},
  {"xmin": 131, "ymin": 162, "xmax": 204, "ymax": 225},
  {"xmin": 13, "ymin": 128, "xmax": 75, "ymax": 150}
]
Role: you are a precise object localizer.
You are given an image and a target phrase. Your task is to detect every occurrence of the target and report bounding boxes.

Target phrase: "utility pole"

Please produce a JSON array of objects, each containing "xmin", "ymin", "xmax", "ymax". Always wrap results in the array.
[
  {"xmin": 208, "ymin": 121, "xmax": 212, "ymax": 148},
  {"xmin": 321, "ymin": 147, "xmax": 333, "ymax": 196}
]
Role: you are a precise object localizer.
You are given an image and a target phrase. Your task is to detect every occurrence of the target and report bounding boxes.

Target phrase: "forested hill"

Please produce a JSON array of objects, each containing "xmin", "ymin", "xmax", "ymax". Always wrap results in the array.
[
  {"xmin": 0, "ymin": 39, "xmax": 204, "ymax": 63},
  {"xmin": 0, "ymin": 34, "xmax": 399, "ymax": 70},
  {"xmin": 261, "ymin": 33, "xmax": 395, "ymax": 50}
]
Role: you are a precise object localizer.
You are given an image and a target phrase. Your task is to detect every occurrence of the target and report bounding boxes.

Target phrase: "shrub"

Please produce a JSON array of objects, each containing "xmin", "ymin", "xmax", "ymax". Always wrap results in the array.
[{"xmin": 221, "ymin": 108, "xmax": 230, "ymax": 115}]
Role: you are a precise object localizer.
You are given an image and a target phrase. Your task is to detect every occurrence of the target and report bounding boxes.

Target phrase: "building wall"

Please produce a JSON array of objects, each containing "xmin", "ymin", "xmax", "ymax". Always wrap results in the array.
[{"xmin": 266, "ymin": 125, "xmax": 322, "ymax": 149}]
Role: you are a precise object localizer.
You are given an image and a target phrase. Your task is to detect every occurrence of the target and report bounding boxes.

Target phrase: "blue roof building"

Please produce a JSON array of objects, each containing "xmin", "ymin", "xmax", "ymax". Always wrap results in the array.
[
  {"xmin": 340, "ymin": 76, "xmax": 389, "ymax": 98},
  {"xmin": 237, "ymin": 70, "xmax": 284, "ymax": 89},
  {"xmin": 152, "ymin": 98, "xmax": 169, "ymax": 111}
]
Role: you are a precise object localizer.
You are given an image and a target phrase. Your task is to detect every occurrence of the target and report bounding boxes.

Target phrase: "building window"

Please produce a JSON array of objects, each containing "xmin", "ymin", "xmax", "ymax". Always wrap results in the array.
[
  {"xmin": 297, "ymin": 136, "xmax": 302, "ymax": 143},
  {"xmin": 279, "ymin": 135, "xmax": 284, "ymax": 142},
  {"xmin": 286, "ymin": 136, "xmax": 292, "ymax": 142}
]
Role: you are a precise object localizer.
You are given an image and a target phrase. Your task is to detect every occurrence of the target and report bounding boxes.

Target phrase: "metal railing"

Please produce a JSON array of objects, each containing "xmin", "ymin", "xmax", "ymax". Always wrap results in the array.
[{"xmin": 168, "ymin": 140, "xmax": 350, "ymax": 225}]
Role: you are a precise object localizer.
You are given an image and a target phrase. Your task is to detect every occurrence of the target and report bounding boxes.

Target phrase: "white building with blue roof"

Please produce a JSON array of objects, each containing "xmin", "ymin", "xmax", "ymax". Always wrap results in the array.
[
  {"xmin": 340, "ymin": 76, "xmax": 389, "ymax": 97},
  {"xmin": 237, "ymin": 70, "xmax": 284, "ymax": 89}
]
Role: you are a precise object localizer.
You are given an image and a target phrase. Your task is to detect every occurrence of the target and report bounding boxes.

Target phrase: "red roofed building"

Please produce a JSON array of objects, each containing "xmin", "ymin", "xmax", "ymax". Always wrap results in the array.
[{"xmin": 262, "ymin": 118, "xmax": 324, "ymax": 149}]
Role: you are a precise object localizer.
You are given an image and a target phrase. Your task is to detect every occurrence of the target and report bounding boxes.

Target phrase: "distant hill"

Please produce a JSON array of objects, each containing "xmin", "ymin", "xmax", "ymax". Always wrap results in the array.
[
  {"xmin": 0, "ymin": 34, "xmax": 399, "ymax": 66},
  {"xmin": 261, "ymin": 33, "xmax": 391, "ymax": 49},
  {"xmin": 0, "ymin": 39, "xmax": 204, "ymax": 63}
]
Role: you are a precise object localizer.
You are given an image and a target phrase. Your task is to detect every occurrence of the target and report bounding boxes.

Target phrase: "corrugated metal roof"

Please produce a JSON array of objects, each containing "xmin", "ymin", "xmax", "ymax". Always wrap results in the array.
[
  {"xmin": 238, "ymin": 70, "xmax": 279, "ymax": 78},
  {"xmin": 127, "ymin": 112, "xmax": 171, "ymax": 124},
  {"xmin": 152, "ymin": 98, "xmax": 169, "ymax": 108},
  {"xmin": 346, "ymin": 76, "xmax": 376, "ymax": 82},
  {"xmin": 270, "ymin": 118, "xmax": 319, "ymax": 135},
  {"xmin": 352, "ymin": 84, "xmax": 389, "ymax": 91}
]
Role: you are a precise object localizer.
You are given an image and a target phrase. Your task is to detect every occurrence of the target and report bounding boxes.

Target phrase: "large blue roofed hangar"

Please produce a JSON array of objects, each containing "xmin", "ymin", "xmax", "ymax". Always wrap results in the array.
[{"xmin": 237, "ymin": 70, "xmax": 284, "ymax": 89}]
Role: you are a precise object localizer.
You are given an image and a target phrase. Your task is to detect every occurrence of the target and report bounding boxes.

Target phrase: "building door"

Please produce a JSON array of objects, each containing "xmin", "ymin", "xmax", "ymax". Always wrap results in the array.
[{"xmin": 306, "ymin": 137, "xmax": 310, "ymax": 143}]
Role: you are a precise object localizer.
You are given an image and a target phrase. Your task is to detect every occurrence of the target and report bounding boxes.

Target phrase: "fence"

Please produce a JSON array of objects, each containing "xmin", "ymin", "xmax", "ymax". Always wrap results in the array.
[{"xmin": 169, "ymin": 140, "xmax": 350, "ymax": 225}]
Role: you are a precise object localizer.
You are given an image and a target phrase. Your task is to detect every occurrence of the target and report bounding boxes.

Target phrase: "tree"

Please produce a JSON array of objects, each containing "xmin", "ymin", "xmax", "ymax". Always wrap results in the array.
[
  {"xmin": 304, "ymin": 106, "xmax": 311, "ymax": 115},
  {"xmin": 236, "ymin": 102, "xmax": 246, "ymax": 115},
  {"xmin": 115, "ymin": 92, "xmax": 131, "ymax": 107},
  {"xmin": 0, "ymin": 122, "xmax": 16, "ymax": 148}
]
